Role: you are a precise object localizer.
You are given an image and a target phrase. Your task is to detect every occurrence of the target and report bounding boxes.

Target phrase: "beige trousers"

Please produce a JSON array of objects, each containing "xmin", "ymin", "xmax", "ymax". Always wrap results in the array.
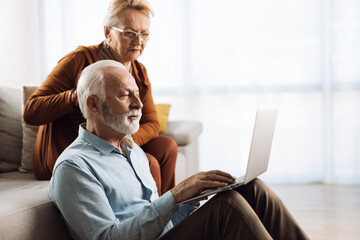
[{"xmin": 160, "ymin": 178, "xmax": 309, "ymax": 240}]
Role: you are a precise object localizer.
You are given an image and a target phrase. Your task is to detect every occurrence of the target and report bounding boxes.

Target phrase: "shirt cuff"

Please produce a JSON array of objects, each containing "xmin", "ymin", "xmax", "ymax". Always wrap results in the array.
[
  {"xmin": 153, "ymin": 191, "xmax": 178, "ymax": 223},
  {"xmin": 178, "ymin": 203, "xmax": 198, "ymax": 215}
]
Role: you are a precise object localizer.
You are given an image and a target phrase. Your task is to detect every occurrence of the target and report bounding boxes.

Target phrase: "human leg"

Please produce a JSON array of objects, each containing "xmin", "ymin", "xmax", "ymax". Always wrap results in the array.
[
  {"xmin": 160, "ymin": 190, "xmax": 273, "ymax": 240},
  {"xmin": 235, "ymin": 178, "xmax": 310, "ymax": 240},
  {"xmin": 145, "ymin": 153, "xmax": 162, "ymax": 195},
  {"xmin": 141, "ymin": 136, "xmax": 177, "ymax": 195}
]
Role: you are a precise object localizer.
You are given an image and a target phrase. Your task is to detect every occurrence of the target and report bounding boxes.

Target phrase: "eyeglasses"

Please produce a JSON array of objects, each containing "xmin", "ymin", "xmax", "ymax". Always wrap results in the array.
[{"xmin": 111, "ymin": 26, "xmax": 150, "ymax": 41}]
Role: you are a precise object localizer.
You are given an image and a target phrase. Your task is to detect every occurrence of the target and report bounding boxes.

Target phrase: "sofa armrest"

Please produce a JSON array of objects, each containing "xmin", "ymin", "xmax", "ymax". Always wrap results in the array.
[
  {"xmin": 160, "ymin": 120, "xmax": 203, "ymax": 183},
  {"xmin": 160, "ymin": 120, "xmax": 203, "ymax": 146}
]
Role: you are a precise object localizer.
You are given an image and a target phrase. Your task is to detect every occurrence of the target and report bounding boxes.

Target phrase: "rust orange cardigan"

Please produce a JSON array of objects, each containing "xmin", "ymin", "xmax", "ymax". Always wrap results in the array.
[{"xmin": 23, "ymin": 43, "xmax": 160, "ymax": 180}]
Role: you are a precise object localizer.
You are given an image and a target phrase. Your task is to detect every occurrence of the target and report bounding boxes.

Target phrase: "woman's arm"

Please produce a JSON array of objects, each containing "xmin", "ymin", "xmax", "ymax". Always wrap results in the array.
[
  {"xmin": 132, "ymin": 85, "xmax": 160, "ymax": 146},
  {"xmin": 23, "ymin": 51, "xmax": 87, "ymax": 126},
  {"xmin": 132, "ymin": 62, "xmax": 160, "ymax": 146}
]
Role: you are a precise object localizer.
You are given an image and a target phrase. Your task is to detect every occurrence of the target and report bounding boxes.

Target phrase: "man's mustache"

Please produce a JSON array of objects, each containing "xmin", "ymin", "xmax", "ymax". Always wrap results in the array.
[{"xmin": 123, "ymin": 109, "xmax": 142, "ymax": 118}]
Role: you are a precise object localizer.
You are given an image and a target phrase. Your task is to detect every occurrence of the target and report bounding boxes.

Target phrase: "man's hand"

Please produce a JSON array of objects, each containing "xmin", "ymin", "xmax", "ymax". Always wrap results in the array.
[{"xmin": 170, "ymin": 170, "xmax": 235, "ymax": 205}]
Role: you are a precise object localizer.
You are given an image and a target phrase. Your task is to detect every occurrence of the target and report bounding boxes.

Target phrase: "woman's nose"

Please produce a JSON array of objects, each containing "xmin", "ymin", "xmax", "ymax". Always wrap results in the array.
[{"xmin": 133, "ymin": 35, "xmax": 143, "ymax": 45}]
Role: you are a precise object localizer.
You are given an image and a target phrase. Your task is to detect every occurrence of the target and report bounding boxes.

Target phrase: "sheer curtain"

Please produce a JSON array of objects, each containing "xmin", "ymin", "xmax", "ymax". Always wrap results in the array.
[
  {"xmin": 3, "ymin": 0, "xmax": 358, "ymax": 184},
  {"xmin": 144, "ymin": 0, "xmax": 360, "ymax": 184}
]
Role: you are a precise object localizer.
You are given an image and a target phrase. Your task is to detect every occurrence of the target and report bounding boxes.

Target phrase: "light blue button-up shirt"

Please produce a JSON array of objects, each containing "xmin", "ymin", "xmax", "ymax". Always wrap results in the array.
[{"xmin": 49, "ymin": 125, "xmax": 196, "ymax": 240}]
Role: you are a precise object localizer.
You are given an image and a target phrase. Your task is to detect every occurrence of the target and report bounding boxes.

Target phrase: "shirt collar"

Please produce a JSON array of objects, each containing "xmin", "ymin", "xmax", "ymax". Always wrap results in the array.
[{"xmin": 78, "ymin": 124, "xmax": 121, "ymax": 155}]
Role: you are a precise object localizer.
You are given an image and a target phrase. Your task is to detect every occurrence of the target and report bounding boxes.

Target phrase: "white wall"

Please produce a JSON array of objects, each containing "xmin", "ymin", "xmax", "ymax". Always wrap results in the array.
[{"xmin": 0, "ymin": 0, "xmax": 42, "ymax": 87}]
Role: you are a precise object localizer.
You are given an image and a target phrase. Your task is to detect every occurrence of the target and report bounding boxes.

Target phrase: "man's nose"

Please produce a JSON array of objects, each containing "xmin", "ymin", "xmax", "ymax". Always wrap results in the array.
[{"xmin": 130, "ymin": 94, "xmax": 143, "ymax": 109}]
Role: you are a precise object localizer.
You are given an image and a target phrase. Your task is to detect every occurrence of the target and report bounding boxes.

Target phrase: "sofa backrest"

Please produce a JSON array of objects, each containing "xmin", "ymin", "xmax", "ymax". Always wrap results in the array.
[{"xmin": 0, "ymin": 86, "xmax": 22, "ymax": 172}]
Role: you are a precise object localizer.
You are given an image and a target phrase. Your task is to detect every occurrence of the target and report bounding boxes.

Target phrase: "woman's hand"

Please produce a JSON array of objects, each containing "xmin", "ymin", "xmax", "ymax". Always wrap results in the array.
[{"xmin": 70, "ymin": 88, "xmax": 79, "ymax": 110}]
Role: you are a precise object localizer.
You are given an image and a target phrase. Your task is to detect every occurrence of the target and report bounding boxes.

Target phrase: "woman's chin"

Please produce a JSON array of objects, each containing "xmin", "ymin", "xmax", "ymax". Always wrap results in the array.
[{"xmin": 127, "ymin": 52, "xmax": 142, "ymax": 61}]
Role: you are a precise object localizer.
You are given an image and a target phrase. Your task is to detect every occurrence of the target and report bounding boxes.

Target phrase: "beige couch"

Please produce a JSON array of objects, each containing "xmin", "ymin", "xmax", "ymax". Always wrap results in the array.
[{"xmin": 0, "ymin": 86, "xmax": 203, "ymax": 240}]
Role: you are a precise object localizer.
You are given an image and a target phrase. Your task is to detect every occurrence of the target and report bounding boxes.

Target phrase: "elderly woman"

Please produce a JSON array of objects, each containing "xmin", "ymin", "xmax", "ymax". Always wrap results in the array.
[{"xmin": 23, "ymin": 0, "xmax": 177, "ymax": 195}]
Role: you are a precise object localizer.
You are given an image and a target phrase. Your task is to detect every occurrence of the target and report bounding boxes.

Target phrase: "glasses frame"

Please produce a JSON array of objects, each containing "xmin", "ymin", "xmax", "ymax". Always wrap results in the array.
[{"xmin": 111, "ymin": 26, "xmax": 150, "ymax": 41}]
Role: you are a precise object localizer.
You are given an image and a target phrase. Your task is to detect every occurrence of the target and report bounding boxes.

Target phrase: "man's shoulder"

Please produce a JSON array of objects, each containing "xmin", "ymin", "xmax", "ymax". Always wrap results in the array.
[{"xmin": 53, "ymin": 138, "xmax": 95, "ymax": 172}]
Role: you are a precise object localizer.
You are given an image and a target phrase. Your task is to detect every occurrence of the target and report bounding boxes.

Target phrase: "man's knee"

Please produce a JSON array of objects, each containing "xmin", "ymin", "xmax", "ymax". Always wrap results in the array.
[
  {"xmin": 243, "ymin": 178, "xmax": 282, "ymax": 205},
  {"xmin": 247, "ymin": 178, "xmax": 267, "ymax": 192},
  {"xmin": 242, "ymin": 178, "xmax": 268, "ymax": 194},
  {"xmin": 212, "ymin": 190, "xmax": 248, "ymax": 208},
  {"xmin": 210, "ymin": 190, "xmax": 262, "ymax": 224}
]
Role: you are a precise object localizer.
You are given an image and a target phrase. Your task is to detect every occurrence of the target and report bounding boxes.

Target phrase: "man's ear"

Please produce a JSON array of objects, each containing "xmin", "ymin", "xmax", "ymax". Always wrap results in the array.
[{"xmin": 86, "ymin": 95, "xmax": 100, "ymax": 114}]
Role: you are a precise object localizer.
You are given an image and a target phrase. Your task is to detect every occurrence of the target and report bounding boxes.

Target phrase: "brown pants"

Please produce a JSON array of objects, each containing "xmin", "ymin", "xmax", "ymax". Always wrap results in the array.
[
  {"xmin": 142, "ymin": 136, "xmax": 177, "ymax": 195},
  {"xmin": 160, "ymin": 179, "xmax": 309, "ymax": 240}
]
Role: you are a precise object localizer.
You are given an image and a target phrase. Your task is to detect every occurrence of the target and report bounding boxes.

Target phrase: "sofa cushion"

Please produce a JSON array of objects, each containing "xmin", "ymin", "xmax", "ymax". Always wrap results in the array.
[
  {"xmin": 0, "ymin": 172, "xmax": 71, "ymax": 239},
  {"xmin": 0, "ymin": 86, "xmax": 22, "ymax": 172},
  {"xmin": 155, "ymin": 104, "xmax": 171, "ymax": 133},
  {"xmin": 19, "ymin": 86, "xmax": 39, "ymax": 172},
  {"xmin": 0, "ymin": 176, "xmax": 50, "ymax": 218}
]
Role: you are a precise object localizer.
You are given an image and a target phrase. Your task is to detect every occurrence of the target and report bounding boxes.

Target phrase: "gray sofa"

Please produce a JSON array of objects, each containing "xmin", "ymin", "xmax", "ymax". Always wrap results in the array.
[{"xmin": 0, "ymin": 86, "xmax": 203, "ymax": 240}]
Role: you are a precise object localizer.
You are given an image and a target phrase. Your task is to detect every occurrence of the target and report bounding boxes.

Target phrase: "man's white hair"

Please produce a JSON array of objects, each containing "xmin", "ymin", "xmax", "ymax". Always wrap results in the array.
[{"xmin": 77, "ymin": 60, "xmax": 125, "ymax": 119}]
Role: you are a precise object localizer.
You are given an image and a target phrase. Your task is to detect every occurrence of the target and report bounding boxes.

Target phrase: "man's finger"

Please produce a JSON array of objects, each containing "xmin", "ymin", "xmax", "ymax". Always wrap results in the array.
[
  {"xmin": 206, "ymin": 170, "xmax": 235, "ymax": 180},
  {"xmin": 202, "ymin": 172, "xmax": 235, "ymax": 183},
  {"xmin": 201, "ymin": 181, "xmax": 227, "ymax": 190}
]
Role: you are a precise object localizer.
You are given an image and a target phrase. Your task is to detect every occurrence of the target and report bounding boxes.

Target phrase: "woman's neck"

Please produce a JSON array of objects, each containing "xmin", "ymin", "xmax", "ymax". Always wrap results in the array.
[
  {"xmin": 123, "ymin": 62, "xmax": 131, "ymax": 72},
  {"xmin": 99, "ymin": 42, "xmax": 132, "ymax": 71}
]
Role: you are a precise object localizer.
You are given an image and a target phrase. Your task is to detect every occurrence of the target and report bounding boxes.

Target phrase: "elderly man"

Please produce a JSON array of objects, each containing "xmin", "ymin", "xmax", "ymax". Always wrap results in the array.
[{"xmin": 49, "ymin": 60, "xmax": 309, "ymax": 240}]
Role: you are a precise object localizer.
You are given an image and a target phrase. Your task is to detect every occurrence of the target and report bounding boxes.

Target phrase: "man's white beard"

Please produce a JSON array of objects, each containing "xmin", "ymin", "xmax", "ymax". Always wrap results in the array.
[{"xmin": 100, "ymin": 101, "xmax": 141, "ymax": 135}]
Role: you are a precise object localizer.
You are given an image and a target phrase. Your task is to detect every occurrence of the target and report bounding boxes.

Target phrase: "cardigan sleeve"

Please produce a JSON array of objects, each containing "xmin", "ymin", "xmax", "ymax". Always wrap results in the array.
[
  {"xmin": 23, "ymin": 48, "xmax": 92, "ymax": 126},
  {"xmin": 131, "ymin": 62, "xmax": 160, "ymax": 146}
]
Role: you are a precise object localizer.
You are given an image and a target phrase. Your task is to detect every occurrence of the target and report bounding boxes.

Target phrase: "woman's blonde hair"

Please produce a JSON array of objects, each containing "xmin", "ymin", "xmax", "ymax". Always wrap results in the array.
[{"xmin": 103, "ymin": 0, "xmax": 154, "ymax": 27}]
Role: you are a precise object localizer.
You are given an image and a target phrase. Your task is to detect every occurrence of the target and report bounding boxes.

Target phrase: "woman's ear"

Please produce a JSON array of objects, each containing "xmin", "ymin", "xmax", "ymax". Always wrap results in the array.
[
  {"xmin": 104, "ymin": 26, "xmax": 112, "ymax": 48},
  {"xmin": 104, "ymin": 26, "xmax": 111, "ymax": 40},
  {"xmin": 86, "ymin": 95, "xmax": 100, "ymax": 114}
]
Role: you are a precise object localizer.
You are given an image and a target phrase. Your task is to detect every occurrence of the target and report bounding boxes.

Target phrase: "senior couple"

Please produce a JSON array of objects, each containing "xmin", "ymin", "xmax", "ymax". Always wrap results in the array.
[{"xmin": 23, "ymin": 0, "xmax": 309, "ymax": 239}]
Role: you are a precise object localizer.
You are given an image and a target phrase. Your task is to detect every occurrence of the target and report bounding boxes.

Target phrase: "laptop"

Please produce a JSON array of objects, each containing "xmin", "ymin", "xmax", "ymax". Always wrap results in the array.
[{"xmin": 178, "ymin": 107, "xmax": 278, "ymax": 205}]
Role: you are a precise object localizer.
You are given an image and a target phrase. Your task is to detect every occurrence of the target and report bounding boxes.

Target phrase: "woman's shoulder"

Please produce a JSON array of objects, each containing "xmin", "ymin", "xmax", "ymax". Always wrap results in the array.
[
  {"xmin": 59, "ymin": 44, "xmax": 101, "ymax": 63},
  {"xmin": 131, "ymin": 60, "xmax": 151, "ymax": 88},
  {"xmin": 75, "ymin": 44, "xmax": 101, "ymax": 55},
  {"xmin": 132, "ymin": 60, "xmax": 147, "ymax": 72}
]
